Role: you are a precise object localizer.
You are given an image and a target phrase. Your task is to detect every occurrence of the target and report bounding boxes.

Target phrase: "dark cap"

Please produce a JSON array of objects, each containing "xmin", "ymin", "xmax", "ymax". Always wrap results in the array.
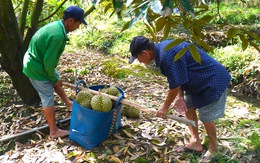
[
  {"xmin": 129, "ymin": 36, "xmax": 150, "ymax": 64},
  {"xmin": 64, "ymin": 6, "xmax": 87, "ymax": 25}
]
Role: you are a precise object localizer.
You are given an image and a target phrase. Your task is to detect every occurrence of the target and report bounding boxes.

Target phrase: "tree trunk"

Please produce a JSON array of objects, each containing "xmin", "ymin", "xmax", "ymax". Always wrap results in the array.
[
  {"xmin": 0, "ymin": 0, "xmax": 40, "ymax": 105},
  {"xmin": 5, "ymin": 59, "xmax": 41, "ymax": 105}
]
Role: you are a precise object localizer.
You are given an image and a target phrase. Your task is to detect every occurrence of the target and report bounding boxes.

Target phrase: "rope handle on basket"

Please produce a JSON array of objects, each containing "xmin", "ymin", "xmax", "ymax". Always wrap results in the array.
[
  {"xmin": 75, "ymin": 80, "xmax": 87, "ymax": 95},
  {"xmin": 108, "ymin": 95, "xmax": 124, "ymax": 137}
]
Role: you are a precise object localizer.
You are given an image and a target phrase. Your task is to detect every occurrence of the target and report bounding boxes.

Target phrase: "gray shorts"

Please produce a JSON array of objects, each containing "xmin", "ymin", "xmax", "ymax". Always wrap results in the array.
[
  {"xmin": 29, "ymin": 71, "xmax": 60, "ymax": 108},
  {"xmin": 184, "ymin": 89, "xmax": 227, "ymax": 122}
]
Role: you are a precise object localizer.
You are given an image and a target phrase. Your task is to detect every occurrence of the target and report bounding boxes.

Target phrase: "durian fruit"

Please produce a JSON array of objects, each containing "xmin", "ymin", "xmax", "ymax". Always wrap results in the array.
[
  {"xmin": 75, "ymin": 90, "xmax": 93, "ymax": 108},
  {"xmin": 105, "ymin": 86, "xmax": 120, "ymax": 96},
  {"xmin": 122, "ymin": 105, "xmax": 140, "ymax": 118},
  {"xmin": 129, "ymin": 108, "xmax": 140, "ymax": 118},
  {"xmin": 91, "ymin": 92, "xmax": 112, "ymax": 112},
  {"xmin": 104, "ymin": 86, "xmax": 122, "ymax": 107}
]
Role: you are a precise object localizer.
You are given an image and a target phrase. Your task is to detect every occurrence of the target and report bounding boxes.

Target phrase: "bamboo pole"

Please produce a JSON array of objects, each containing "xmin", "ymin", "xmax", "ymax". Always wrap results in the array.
[{"xmin": 63, "ymin": 82, "xmax": 196, "ymax": 127}]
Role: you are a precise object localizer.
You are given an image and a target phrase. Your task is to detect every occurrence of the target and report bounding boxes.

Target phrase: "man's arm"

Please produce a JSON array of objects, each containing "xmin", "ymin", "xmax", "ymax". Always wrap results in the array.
[
  {"xmin": 156, "ymin": 87, "xmax": 182, "ymax": 118},
  {"xmin": 172, "ymin": 88, "xmax": 187, "ymax": 115}
]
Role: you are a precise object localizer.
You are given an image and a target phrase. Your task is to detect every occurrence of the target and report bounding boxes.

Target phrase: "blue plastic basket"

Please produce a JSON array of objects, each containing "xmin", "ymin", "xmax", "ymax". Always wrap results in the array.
[{"xmin": 69, "ymin": 80, "xmax": 124, "ymax": 149}]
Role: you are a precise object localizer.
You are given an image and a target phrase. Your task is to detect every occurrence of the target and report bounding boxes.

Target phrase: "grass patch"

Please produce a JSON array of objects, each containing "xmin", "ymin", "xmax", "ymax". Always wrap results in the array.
[
  {"xmin": 237, "ymin": 119, "xmax": 259, "ymax": 128},
  {"xmin": 249, "ymin": 131, "xmax": 260, "ymax": 157},
  {"xmin": 210, "ymin": 44, "xmax": 258, "ymax": 84},
  {"xmin": 207, "ymin": 2, "xmax": 260, "ymax": 25},
  {"xmin": 70, "ymin": 13, "xmax": 148, "ymax": 58}
]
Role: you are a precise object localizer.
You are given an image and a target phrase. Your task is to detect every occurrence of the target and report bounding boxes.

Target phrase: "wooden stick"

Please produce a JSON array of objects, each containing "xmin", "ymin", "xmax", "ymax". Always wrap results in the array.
[{"xmin": 63, "ymin": 82, "xmax": 196, "ymax": 127}]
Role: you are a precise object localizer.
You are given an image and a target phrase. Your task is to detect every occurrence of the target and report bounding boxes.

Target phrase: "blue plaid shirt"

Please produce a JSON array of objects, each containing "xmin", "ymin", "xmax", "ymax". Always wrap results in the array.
[{"xmin": 154, "ymin": 40, "xmax": 231, "ymax": 108}]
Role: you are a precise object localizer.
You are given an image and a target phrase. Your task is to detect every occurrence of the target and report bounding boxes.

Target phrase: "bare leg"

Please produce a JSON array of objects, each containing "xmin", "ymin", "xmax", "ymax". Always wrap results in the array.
[
  {"xmin": 54, "ymin": 85, "xmax": 73, "ymax": 111},
  {"xmin": 203, "ymin": 121, "xmax": 218, "ymax": 154},
  {"xmin": 199, "ymin": 121, "xmax": 218, "ymax": 162},
  {"xmin": 43, "ymin": 107, "xmax": 69, "ymax": 138},
  {"xmin": 185, "ymin": 107, "xmax": 203, "ymax": 152}
]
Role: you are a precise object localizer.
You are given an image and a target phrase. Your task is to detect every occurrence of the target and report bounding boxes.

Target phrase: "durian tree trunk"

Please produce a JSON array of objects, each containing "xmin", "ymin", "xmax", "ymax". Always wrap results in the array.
[{"xmin": 0, "ymin": 0, "xmax": 40, "ymax": 105}]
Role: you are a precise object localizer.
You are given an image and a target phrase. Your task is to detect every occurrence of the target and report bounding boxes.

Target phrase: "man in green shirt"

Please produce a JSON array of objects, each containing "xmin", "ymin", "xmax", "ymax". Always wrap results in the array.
[{"xmin": 23, "ymin": 6, "xmax": 87, "ymax": 138}]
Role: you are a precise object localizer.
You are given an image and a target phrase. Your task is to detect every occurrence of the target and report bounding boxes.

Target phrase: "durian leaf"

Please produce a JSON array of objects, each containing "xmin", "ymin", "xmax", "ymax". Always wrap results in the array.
[
  {"xmin": 182, "ymin": 20, "xmax": 191, "ymax": 31},
  {"xmin": 104, "ymin": 3, "xmax": 112, "ymax": 13},
  {"xmin": 121, "ymin": 21, "xmax": 130, "ymax": 32},
  {"xmin": 174, "ymin": 47, "xmax": 187, "ymax": 62},
  {"xmin": 199, "ymin": 15, "xmax": 213, "ymax": 24},
  {"xmin": 189, "ymin": 44, "xmax": 201, "ymax": 64},
  {"xmin": 199, "ymin": 41, "xmax": 213, "ymax": 53},
  {"xmin": 241, "ymin": 28, "xmax": 260, "ymax": 40},
  {"xmin": 193, "ymin": 35, "xmax": 213, "ymax": 53},
  {"xmin": 129, "ymin": 5, "xmax": 149, "ymax": 28},
  {"xmin": 112, "ymin": 0, "xmax": 123, "ymax": 11},
  {"xmin": 227, "ymin": 27, "xmax": 237, "ymax": 39},
  {"xmin": 192, "ymin": 25, "xmax": 203, "ymax": 39},
  {"xmin": 155, "ymin": 17, "xmax": 166, "ymax": 32},
  {"xmin": 164, "ymin": 39, "xmax": 185, "ymax": 51},
  {"xmin": 144, "ymin": 22, "xmax": 157, "ymax": 42},
  {"xmin": 180, "ymin": 0, "xmax": 195, "ymax": 15},
  {"xmin": 163, "ymin": 20, "xmax": 171, "ymax": 39},
  {"xmin": 194, "ymin": 4, "xmax": 209, "ymax": 10},
  {"xmin": 239, "ymin": 34, "xmax": 248, "ymax": 51}
]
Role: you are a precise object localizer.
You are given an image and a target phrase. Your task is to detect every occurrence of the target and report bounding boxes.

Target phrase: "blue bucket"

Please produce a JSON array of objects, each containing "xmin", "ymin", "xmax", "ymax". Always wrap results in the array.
[{"xmin": 69, "ymin": 80, "xmax": 125, "ymax": 149}]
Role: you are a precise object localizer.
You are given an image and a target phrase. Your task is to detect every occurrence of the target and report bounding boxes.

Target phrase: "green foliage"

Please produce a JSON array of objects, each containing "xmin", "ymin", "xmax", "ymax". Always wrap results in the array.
[
  {"xmin": 70, "ymin": 12, "xmax": 147, "ymax": 57},
  {"xmin": 209, "ymin": 2, "xmax": 260, "ymax": 25},
  {"xmin": 80, "ymin": 69, "xmax": 88, "ymax": 75},
  {"xmin": 210, "ymin": 45, "xmax": 257, "ymax": 84},
  {"xmin": 248, "ymin": 131, "xmax": 260, "ymax": 153},
  {"xmin": 0, "ymin": 141, "xmax": 15, "ymax": 155},
  {"xmin": 135, "ymin": 157, "xmax": 147, "ymax": 163},
  {"xmin": 62, "ymin": 68, "xmax": 74, "ymax": 73},
  {"xmin": 237, "ymin": 119, "xmax": 259, "ymax": 128}
]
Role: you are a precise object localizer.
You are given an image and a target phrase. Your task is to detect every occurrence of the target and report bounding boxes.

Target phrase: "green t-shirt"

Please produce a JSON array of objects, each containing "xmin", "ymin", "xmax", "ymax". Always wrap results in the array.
[{"xmin": 23, "ymin": 20, "xmax": 69, "ymax": 84}]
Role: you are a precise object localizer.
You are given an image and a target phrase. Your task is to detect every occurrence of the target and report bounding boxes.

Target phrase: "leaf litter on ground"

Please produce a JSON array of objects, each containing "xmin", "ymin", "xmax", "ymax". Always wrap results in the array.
[{"xmin": 0, "ymin": 47, "xmax": 259, "ymax": 162}]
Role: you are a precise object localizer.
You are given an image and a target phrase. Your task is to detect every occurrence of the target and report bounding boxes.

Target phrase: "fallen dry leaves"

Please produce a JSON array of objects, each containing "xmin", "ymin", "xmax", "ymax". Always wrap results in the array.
[{"xmin": 0, "ymin": 47, "xmax": 259, "ymax": 162}]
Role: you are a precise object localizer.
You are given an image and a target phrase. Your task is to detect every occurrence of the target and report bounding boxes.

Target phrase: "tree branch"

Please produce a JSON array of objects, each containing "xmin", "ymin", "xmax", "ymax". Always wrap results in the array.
[
  {"xmin": 38, "ymin": 0, "xmax": 68, "ymax": 23},
  {"xmin": 20, "ymin": 0, "xmax": 30, "ymax": 38},
  {"xmin": 84, "ymin": 4, "xmax": 96, "ymax": 17},
  {"xmin": 22, "ymin": 0, "xmax": 43, "ymax": 56}
]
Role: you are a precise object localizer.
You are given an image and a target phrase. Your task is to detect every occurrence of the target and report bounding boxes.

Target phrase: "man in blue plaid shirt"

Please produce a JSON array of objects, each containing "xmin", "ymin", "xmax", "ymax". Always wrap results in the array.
[{"xmin": 128, "ymin": 36, "xmax": 231, "ymax": 161}]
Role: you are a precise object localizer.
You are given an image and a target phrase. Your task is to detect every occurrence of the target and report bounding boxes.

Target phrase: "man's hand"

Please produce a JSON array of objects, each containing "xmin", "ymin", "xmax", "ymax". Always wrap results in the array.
[
  {"xmin": 156, "ymin": 106, "xmax": 168, "ymax": 119},
  {"xmin": 172, "ymin": 98, "xmax": 187, "ymax": 115}
]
